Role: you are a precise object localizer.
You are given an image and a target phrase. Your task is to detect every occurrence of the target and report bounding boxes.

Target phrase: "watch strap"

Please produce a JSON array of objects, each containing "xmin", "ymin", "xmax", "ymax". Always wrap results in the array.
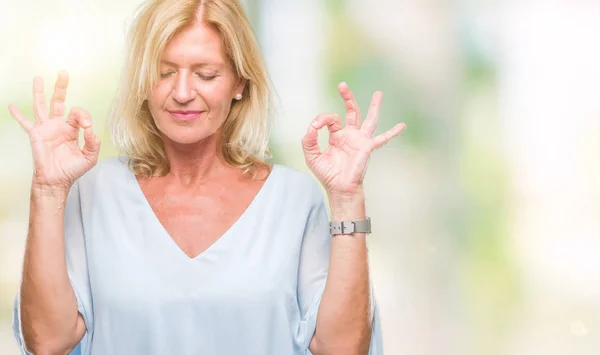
[{"xmin": 330, "ymin": 217, "xmax": 371, "ymax": 236}]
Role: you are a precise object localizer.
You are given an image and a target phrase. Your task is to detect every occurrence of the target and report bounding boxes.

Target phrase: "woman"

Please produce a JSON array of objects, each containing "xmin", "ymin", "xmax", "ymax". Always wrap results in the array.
[{"xmin": 10, "ymin": 0, "xmax": 405, "ymax": 354}]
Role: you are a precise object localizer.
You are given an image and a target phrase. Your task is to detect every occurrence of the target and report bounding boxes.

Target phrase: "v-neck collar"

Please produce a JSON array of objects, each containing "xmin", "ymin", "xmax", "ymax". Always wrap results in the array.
[{"xmin": 124, "ymin": 161, "xmax": 279, "ymax": 262}]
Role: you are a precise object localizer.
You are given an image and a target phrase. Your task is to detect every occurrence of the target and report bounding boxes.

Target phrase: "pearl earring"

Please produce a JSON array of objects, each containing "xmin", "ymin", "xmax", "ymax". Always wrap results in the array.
[{"xmin": 235, "ymin": 93, "xmax": 243, "ymax": 101}]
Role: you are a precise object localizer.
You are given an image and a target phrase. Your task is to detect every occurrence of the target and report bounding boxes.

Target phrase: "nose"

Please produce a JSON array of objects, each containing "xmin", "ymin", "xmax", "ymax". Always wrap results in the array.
[{"xmin": 172, "ymin": 72, "xmax": 196, "ymax": 104}]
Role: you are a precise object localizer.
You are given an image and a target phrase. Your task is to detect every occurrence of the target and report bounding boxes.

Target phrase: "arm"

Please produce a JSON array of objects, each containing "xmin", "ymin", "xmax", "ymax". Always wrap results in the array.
[
  {"xmin": 301, "ymin": 81, "xmax": 406, "ymax": 354},
  {"xmin": 19, "ymin": 186, "xmax": 86, "ymax": 354},
  {"xmin": 9, "ymin": 72, "xmax": 101, "ymax": 354},
  {"xmin": 309, "ymin": 190, "xmax": 372, "ymax": 355}
]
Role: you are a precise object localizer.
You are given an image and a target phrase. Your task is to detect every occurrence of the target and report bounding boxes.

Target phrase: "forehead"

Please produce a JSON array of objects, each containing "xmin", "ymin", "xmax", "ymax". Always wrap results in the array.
[{"xmin": 161, "ymin": 21, "xmax": 226, "ymax": 66}]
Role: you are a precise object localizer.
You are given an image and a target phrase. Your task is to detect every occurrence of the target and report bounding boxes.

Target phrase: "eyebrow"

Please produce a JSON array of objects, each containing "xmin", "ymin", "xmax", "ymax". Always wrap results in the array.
[{"xmin": 160, "ymin": 60, "xmax": 224, "ymax": 68}]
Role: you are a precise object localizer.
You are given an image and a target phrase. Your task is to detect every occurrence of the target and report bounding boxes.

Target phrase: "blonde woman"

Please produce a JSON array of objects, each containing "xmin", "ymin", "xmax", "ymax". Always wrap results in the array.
[{"xmin": 9, "ymin": 0, "xmax": 405, "ymax": 354}]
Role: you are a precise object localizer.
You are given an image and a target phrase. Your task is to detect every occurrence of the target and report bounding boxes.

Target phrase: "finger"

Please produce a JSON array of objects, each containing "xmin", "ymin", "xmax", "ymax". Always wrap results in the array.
[
  {"xmin": 301, "ymin": 124, "xmax": 321, "ymax": 166},
  {"xmin": 8, "ymin": 104, "xmax": 35, "ymax": 132},
  {"xmin": 82, "ymin": 126, "xmax": 101, "ymax": 161},
  {"xmin": 33, "ymin": 76, "xmax": 48, "ymax": 124},
  {"xmin": 373, "ymin": 123, "xmax": 406, "ymax": 149},
  {"xmin": 65, "ymin": 107, "xmax": 92, "ymax": 130},
  {"xmin": 311, "ymin": 112, "xmax": 343, "ymax": 135},
  {"xmin": 361, "ymin": 91, "xmax": 383, "ymax": 136},
  {"xmin": 49, "ymin": 71, "xmax": 69, "ymax": 119},
  {"xmin": 338, "ymin": 82, "xmax": 361, "ymax": 128}
]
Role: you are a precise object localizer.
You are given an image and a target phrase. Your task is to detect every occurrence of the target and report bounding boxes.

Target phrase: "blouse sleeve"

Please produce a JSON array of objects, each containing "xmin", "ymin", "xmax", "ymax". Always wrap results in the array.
[
  {"xmin": 296, "ymin": 180, "xmax": 383, "ymax": 354},
  {"xmin": 12, "ymin": 180, "xmax": 93, "ymax": 355}
]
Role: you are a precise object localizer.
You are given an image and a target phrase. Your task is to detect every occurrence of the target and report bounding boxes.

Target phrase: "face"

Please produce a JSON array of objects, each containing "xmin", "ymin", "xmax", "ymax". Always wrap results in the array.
[{"xmin": 147, "ymin": 21, "xmax": 245, "ymax": 146}]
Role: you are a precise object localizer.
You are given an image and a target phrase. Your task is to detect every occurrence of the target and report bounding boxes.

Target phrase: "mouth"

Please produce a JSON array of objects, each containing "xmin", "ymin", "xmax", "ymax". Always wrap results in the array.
[{"xmin": 167, "ymin": 110, "xmax": 205, "ymax": 121}]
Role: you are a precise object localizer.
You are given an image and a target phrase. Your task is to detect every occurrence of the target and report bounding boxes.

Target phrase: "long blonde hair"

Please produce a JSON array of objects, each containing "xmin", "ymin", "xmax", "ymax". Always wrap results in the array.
[{"xmin": 108, "ymin": 0, "xmax": 272, "ymax": 177}]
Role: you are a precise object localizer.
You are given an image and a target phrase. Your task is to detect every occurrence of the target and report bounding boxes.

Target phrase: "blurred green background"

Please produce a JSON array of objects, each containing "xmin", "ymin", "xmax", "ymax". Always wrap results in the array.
[{"xmin": 1, "ymin": 0, "xmax": 600, "ymax": 354}]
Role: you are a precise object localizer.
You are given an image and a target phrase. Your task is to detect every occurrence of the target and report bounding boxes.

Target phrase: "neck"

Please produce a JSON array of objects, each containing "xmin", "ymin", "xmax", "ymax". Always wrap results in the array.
[{"xmin": 161, "ymin": 132, "xmax": 229, "ymax": 186}]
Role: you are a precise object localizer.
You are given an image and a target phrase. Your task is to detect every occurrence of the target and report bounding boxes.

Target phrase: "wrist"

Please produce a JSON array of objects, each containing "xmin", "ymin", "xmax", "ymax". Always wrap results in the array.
[
  {"xmin": 31, "ymin": 182, "xmax": 71, "ymax": 200},
  {"xmin": 328, "ymin": 189, "xmax": 366, "ymax": 221}
]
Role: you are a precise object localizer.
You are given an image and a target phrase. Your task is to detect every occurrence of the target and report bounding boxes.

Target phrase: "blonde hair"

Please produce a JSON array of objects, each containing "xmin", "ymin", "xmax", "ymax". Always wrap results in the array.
[{"xmin": 108, "ymin": 0, "xmax": 272, "ymax": 178}]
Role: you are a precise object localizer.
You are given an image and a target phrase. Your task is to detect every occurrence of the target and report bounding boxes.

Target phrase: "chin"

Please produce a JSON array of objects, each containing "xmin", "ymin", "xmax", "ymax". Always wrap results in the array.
[{"xmin": 161, "ymin": 126, "xmax": 217, "ymax": 146}]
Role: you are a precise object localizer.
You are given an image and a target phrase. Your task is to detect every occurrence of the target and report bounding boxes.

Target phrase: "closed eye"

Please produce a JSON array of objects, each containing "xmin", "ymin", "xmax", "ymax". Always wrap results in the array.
[
  {"xmin": 196, "ymin": 73, "xmax": 218, "ymax": 81},
  {"xmin": 160, "ymin": 71, "xmax": 175, "ymax": 78}
]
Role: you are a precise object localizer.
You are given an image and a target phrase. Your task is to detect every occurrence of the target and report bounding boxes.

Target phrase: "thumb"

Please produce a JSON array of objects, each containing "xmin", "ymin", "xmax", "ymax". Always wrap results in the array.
[
  {"xmin": 82, "ymin": 126, "xmax": 101, "ymax": 162},
  {"xmin": 301, "ymin": 125, "xmax": 321, "ymax": 166}
]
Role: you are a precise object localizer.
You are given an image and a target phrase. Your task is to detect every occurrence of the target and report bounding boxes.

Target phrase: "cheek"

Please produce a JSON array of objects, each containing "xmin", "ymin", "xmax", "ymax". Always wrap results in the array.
[
  {"xmin": 150, "ymin": 85, "xmax": 170, "ymax": 106},
  {"xmin": 200, "ymin": 85, "xmax": 234, "ymax": 115}
]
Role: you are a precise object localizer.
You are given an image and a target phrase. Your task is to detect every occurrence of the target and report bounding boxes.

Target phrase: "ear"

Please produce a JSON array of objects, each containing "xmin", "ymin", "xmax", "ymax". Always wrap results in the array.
[{"xmin": 234, "ymin": 78, "xmax": 247, "ymax": 99}]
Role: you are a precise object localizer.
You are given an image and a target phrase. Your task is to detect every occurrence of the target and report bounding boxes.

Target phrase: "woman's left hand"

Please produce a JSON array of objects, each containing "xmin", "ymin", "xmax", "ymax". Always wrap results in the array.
[{"xmin": 302, "ymin": 82, "xmax": 406, "ymax": 197}]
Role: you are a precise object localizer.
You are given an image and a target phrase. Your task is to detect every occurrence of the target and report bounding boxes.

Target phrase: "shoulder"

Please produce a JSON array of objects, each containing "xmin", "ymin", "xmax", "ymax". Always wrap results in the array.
[
  {"xmin": 76, "ymin": 156, "xmax": 132, "ymax": 193},
  {"xmin": 270, "ymin": 164, "xmax": 325, "ymax": 205},
  {"xmin": 63, "ymin": 156, "xmax": 132, "ymax": 215}
]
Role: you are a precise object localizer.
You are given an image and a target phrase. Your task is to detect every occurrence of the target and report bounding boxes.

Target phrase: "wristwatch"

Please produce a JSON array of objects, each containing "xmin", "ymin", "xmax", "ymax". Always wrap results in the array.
[{"xmin": 329, "ymin": 217, "xmax": 371, "ymax": 236}]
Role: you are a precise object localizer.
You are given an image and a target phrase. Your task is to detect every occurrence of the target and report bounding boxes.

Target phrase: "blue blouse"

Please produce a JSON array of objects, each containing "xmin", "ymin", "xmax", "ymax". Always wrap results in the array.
[{"xmin": 13, "ymin": 157, "xmax": 382, "ymax": 354}]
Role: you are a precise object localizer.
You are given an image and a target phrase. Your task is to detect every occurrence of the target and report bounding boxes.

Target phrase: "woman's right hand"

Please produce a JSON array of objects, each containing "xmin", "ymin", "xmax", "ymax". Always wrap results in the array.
[{"xmin": 8, "ymin": 72, "xmax": 101, "ymax": 193}]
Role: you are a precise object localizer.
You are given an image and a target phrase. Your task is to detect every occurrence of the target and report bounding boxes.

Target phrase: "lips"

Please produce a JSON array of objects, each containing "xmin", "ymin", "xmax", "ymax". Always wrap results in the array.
[{"xmin": 167, "ymin": 110, "xmax": 204, "ymax": 121}]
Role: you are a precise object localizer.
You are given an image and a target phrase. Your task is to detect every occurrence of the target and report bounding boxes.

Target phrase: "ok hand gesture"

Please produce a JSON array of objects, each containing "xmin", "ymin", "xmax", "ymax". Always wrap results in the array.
[{"xmin": 8, "ymin": 72, "xmax": 101, "ymax": 192}]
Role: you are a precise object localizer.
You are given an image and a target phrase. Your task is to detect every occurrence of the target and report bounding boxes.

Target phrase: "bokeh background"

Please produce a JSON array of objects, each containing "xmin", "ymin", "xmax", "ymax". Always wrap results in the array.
[{"xmin": 1, "ymin": 0, "xmax": 600, "ymax": 354}]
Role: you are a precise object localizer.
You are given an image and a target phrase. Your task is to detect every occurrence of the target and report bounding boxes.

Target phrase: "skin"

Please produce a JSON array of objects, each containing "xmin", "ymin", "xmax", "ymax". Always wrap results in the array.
[
  {"xmin": 302, "ymin": 83, "xmax": 405, "ymax": 354},
  {"xmin": 9, "ymin": 72, "xmax": 99, "ymax": 355},
  {"xmin": 138, "ymin": 20, "xmax": 262, "ymax": 259},
  {"xmin": 8, "ymin": 15, "xmax": 405, "ymax": 355}
]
